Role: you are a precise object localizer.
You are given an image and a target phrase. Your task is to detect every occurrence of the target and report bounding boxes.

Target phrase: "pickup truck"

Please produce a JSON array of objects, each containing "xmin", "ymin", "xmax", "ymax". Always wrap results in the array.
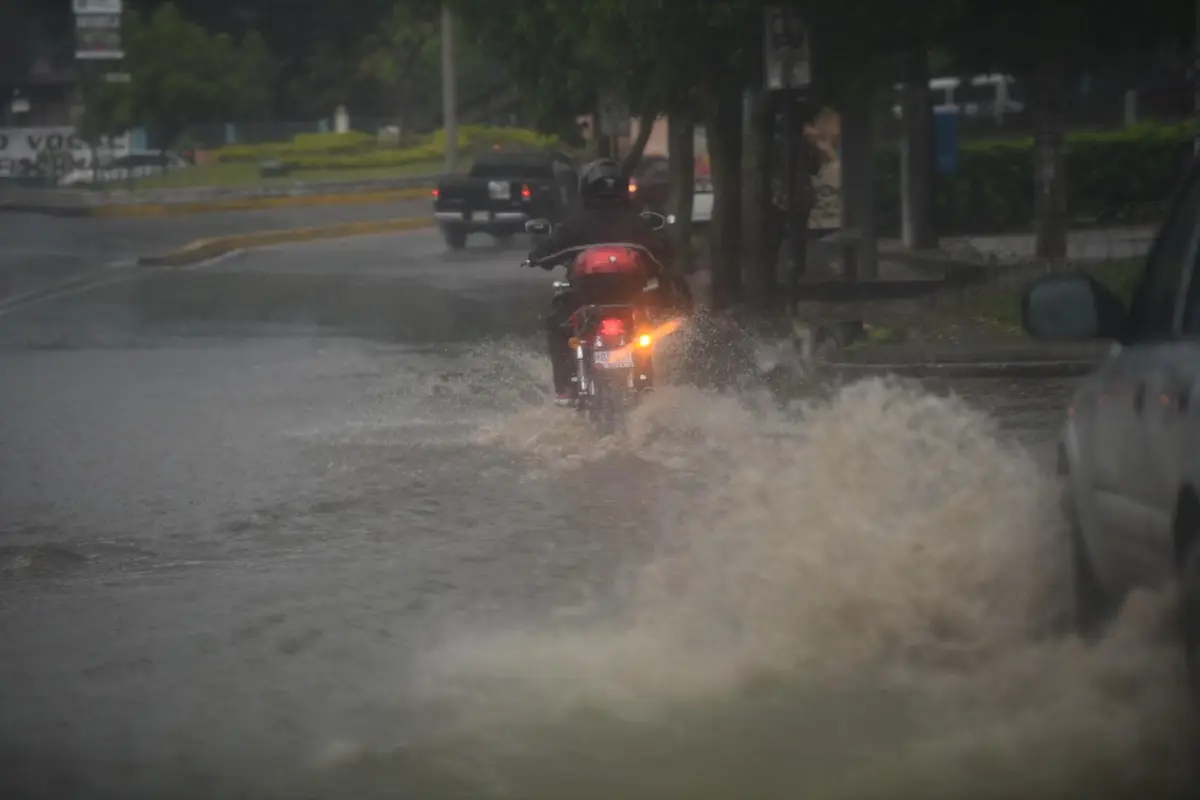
[{"xmin": 433, "ymin": 150, "xmax": 578, "ymax": 250}]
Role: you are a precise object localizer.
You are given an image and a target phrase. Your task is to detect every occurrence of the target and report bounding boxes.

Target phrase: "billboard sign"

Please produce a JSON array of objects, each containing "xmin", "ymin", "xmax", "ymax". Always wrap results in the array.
[{"xmin": 73, "ymin": 0, "xmax": 122, "ymax": 13}]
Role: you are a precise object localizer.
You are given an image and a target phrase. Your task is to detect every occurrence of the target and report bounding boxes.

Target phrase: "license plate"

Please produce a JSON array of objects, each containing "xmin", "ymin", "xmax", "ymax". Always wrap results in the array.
[{"xmin": 593, "ymin": 350, "xmax": 633, "ymax": 369}]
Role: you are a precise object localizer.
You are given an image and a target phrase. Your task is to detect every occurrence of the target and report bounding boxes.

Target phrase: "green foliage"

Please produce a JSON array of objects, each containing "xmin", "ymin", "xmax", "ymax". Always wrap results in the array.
[
  {"xmin": 218, "ymin": 131, "xmax": 377, "ymax": 161},
  {"xmin": 78, "ymin": 75, "xmax": 135, "ymax": 144},
  {"xmin": 874, "ymin": 122, "xmax": 1195, "ymax": 237},
  {"xmin": 289, "ymin": 131, "xmax": 377, "ymax": 151},
  {"xmin": 933, "ymin": 0, "xmax": 1191, "ymax": 76},
  {"xmin": 453, "ymin": 0, "xmax": 598, "ymax": 132},
  {"xmin": 214, "ymin": 125, "xmax": 563, "ymax": 169},
  {"xmin": 281, "ymin": 147, "xmax": 442, "ymax": 170},
  {"xmin": 431, "ymin": 124, "xmax": 562, "ymax": 152},
  {"xmin": 120, "ymin": 3, "xmax": 273, "ymax": 146},
  {"xmin": 454, "ymin": 0, "xmax": 763, "ymax": 133},
  {"xmin": 356, "ymin": 2, "xmax": 439, "ymax": 125}
]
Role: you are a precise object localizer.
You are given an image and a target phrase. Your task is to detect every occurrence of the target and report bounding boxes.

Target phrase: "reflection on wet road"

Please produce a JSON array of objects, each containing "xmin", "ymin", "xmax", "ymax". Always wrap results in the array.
[{"xmin": 1, "ymin": 226, "xmax": 1195, "ymax": 799}]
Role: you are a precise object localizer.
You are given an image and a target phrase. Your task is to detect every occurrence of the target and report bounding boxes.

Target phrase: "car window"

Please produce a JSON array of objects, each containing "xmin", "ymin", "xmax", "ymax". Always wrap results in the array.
[{"xmin": 1127, "ymin": 166, "xmax": 1200, "ymax": 340}]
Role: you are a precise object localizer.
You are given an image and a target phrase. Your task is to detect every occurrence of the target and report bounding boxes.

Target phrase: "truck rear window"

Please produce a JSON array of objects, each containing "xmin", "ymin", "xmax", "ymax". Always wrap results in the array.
[{"xmin": 469, "ymin": 162, "xmax": 555, "ymax": 181}]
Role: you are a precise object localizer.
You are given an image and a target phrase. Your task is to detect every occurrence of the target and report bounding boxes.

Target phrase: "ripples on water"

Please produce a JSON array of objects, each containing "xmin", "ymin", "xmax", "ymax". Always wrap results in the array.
[{"xmin": 308, "ymin": 335, "xmax": 1199, "ymax": 798}]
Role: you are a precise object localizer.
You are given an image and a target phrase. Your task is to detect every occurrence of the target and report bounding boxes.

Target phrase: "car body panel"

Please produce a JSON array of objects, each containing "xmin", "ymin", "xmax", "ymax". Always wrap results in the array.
[{"xmin": 1051, "ymin": 158, "xmax": 1200, "ymax": 605}]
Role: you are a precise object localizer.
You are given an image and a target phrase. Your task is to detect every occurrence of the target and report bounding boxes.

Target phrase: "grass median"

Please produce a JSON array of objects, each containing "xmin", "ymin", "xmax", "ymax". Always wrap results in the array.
[
  {"xmin": 131, "ymin": 158, "xmax": 451, "ymax": 190},
  {"xmin": 959, "ymin": 257, "xmax": 1143, "ymax": 333}
]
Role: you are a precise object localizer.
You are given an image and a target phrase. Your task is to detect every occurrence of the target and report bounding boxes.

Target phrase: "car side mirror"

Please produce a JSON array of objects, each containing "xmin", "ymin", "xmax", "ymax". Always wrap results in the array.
[
  {"xmin": 525, "ymin": 218, "xmax": 552, "ymax": 236},
  {"xmin": 640, "ymin": 211, "xmax": 666, "ymax": 231},
  {"xmin": 1021, "ymin": 271, "xmax": 1128, "ymax": 341}
]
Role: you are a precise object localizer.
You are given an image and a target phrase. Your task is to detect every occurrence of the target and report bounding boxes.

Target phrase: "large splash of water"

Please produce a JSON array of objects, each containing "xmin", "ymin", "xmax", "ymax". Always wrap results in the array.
[{"xmin": 313, "ymin": 340, "xmax": 1197, "ymax": 799}]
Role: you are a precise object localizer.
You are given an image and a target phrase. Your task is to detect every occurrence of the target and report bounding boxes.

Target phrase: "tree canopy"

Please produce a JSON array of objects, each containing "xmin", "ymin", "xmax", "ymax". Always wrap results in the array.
[
  {"xmin": 19, "ymin": 0, "xmax": 1198, "ymax": 147},
  {"xmin": 83, "ymin": 4, "xmax": 272, "ymax": 145}
]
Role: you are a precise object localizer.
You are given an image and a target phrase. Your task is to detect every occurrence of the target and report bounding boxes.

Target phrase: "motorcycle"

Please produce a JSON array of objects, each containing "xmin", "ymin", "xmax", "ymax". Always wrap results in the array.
[{"xmin": 524, "ymin": 212, "xmax": 672, "ymax": 435}]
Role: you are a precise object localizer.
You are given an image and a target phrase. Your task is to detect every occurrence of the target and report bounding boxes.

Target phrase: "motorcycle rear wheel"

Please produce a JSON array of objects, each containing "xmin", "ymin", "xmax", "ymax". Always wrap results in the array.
[{"xmin": 589, "ymin": 374, "xmax": 630, "ymax": 435}]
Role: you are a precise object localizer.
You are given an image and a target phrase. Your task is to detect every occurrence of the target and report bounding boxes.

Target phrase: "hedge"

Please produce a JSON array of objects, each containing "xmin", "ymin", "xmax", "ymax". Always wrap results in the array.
[
  {"xmin": 214, "ymin": 125, "xmax": 564, "ymax": 168},
  {"xmin": 874, "ymin": 121, "xmax": 1195, "ymax": 237},
  {"xmin": 281, "ymin": 145, "xmax": 443, "ymax": 170},
  {"xmin": 218, "ymin": 131, "xmax": 377, "ymax": 162}
]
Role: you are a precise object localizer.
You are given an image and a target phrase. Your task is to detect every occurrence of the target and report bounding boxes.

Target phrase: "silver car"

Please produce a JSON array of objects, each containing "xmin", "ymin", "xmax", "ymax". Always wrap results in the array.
[{"xmin": 1023, "ymin": 164, "xmax": 1200, "ymax": 680}]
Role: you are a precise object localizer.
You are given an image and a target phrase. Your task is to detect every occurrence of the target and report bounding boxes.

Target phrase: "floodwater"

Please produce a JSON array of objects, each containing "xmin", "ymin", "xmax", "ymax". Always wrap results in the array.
[{"xmin": 1, "ymin": 229, "xmax": 1195, "ymax": 799}]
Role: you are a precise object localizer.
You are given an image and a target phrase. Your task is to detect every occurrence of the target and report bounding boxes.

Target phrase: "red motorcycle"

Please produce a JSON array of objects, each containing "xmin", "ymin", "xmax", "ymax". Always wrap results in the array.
[{"xmin": 525, "ymin": 213, "xmax": 674, "ymax": 433}]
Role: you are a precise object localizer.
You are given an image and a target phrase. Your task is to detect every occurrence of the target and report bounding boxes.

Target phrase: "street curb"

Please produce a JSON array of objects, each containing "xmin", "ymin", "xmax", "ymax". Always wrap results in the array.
[
  {"xmin": 822, "ymin": 358, "xmax": 1098, "ymax": 379},
  {"xmin": 138, "ymin": 216, "xmax": 437, "ymax": 267},
  {"xmin": 1, "ymin": 187, "xmax": 434, "ymax": 219}
]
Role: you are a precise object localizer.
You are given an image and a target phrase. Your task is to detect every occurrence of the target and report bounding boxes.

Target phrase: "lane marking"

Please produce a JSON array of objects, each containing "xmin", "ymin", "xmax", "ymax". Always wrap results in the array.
[
  {"xmin": 0, "ymin": 270, "xmax": 149, "ymax": 318},
  {"xmin": 0, "ymin": 222, "xmax": 429, "ymax": 318},
  {"xmin": 0, "ymin": 252, "xmax": 242, "ymax": 318}
]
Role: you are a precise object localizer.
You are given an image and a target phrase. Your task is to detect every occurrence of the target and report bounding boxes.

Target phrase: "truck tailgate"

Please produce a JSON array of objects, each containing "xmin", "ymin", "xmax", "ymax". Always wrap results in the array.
[{"xmin": 434, "ymin": 177, "xmax": 489, "ymax": 211}]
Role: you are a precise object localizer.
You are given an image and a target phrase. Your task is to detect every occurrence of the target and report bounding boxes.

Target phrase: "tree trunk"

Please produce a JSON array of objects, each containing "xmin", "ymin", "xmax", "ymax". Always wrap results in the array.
[
  {"xmin": 707, "ymin": 89, "xmax": 744, "ymax": 310},
  {"xmin": 667, "ymin": 110, "xmax": 696, "ymax": 273},
  {"xmin": 900, "ymin": 49, "xmax": 936, "ymax": 249},
  {"xmin": 741, "ymin": 88, "xmax": 772, "ymax": 310},
  {"xmin": 839, "ymin": 95, "xmax": 877, "ymax": 281},
  {"xmin": 622, "ymin": 110, "xmax": 657, "ymax": 176},
  {"xmin": 1032, "ymin": 56, "xmax": 1068, "ymax": 262},
  {"xmin": 396, "ymin": 39, "xmax": 427, "ymax": 136}
]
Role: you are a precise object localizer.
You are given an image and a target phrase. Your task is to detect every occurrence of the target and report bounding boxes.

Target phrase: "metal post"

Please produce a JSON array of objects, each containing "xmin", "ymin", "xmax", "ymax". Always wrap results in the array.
[{"xmin": 440, "ymin": 4, "xmax": 457, "ymax": 173}]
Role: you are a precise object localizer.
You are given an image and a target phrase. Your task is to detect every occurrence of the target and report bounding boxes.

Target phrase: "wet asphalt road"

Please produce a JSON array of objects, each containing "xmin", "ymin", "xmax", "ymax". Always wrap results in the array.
[
  {"xmin": 0, "ymin": 200, "xmax": 429, "ymax": 303},
  {"xmin": 2, "ymin": 222, "xmax": 1193, "ymax": 799}
]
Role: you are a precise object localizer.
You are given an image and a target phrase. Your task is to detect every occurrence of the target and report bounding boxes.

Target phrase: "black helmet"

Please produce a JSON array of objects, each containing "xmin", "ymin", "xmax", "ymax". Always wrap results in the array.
[{"xmin": 579, "ymin": 158, "xmax": 628, "ymax": 206}]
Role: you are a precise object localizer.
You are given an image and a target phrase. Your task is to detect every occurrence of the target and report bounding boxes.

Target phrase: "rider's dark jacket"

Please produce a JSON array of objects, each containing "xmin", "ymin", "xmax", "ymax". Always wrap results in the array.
[{"xmin": 528, "ymin": 200, "xmax": 675, "ymax": 275}]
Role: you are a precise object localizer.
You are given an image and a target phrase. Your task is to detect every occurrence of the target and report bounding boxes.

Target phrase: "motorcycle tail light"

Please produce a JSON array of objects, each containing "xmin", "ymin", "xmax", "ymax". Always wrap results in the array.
[
  {"xmin": 599, "ymin": 318, "xmax": 625, "ymax": 336},
  {"xmin": 432, "ymin": 188, "xmax": 439, "ymax": 198},
  {"xmin": 521, "ymin": 183, "xmax": 532, "ymax": 199}
]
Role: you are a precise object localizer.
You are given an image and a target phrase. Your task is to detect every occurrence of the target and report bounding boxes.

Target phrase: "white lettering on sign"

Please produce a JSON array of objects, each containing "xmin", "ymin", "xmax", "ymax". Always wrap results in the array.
[
  {"xmin": 73, "ymin": 0, "xmax": 122, "ymax": 14},
  {"xmin": 76, "ymin": 13, "xmax": 122, "ymax": 29},
  {"xmin": 0, "ymin": 127, "xmax": 131, "ymax": 179}
]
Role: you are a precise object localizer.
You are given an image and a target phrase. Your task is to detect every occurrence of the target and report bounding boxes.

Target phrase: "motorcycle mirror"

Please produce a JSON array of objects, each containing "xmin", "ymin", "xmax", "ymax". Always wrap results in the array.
[
  {"xmin": 525, "ymin": 218, "xmax": 553, "ymax": 236},
  {"xmin": 640, "ymin": 211, "xmax": 666, "ymax": 231},
  {"xmin": 552, "ymin": 279, "xmax": 571, "ymax": 290},
  {"xmin": 666, "ymin": 213, "xmax": 677, "ymax": 225}
]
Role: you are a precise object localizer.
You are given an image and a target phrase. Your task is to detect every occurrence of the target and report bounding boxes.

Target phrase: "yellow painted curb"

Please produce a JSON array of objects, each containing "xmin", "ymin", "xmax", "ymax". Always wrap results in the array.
[
  {"xmin": 90, "ymin": 186, "xmax": 434, "ymax": 218},
  {"xmin": 139, "ymin": 216, "xmax": 437, "ymax": 267}
]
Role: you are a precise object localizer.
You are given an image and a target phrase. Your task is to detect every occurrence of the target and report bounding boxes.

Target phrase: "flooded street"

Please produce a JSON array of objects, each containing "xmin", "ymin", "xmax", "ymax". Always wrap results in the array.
[{"xmin": 1, "ymin": 227, "xmax": 1196, "ymax": 799}]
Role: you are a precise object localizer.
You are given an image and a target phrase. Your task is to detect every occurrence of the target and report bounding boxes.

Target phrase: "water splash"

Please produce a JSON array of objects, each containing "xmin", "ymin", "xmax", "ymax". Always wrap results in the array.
[{"xmin": 386, "ymin": 377, "xmax": 1198, "ymax": 798}]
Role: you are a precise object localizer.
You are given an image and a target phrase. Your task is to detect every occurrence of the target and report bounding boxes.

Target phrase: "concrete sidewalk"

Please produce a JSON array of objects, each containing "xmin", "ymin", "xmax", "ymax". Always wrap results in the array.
[
  {"xmin": 824, "ymin": 339, "xmax": 1110, "ymax": 378},
  {"xmin": 878, "ymin": 225, "xmax": 1155, "ymax": 270}
]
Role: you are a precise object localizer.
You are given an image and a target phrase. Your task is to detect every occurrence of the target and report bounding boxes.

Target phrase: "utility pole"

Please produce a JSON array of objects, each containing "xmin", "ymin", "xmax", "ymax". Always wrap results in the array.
[
  {"xmin": 440, "ymin": 3, "xmax": 457, "ymax": 173},
  {"xmin": 764, "ymin": 7, "xmax": 811, "ymax": 311}
]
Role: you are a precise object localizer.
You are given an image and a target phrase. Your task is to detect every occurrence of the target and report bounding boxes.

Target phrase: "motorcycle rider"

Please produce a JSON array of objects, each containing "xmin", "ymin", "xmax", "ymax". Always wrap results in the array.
[{"xmin": 526, "ymin": 158, "xmax": 691, "ymax": 405}]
